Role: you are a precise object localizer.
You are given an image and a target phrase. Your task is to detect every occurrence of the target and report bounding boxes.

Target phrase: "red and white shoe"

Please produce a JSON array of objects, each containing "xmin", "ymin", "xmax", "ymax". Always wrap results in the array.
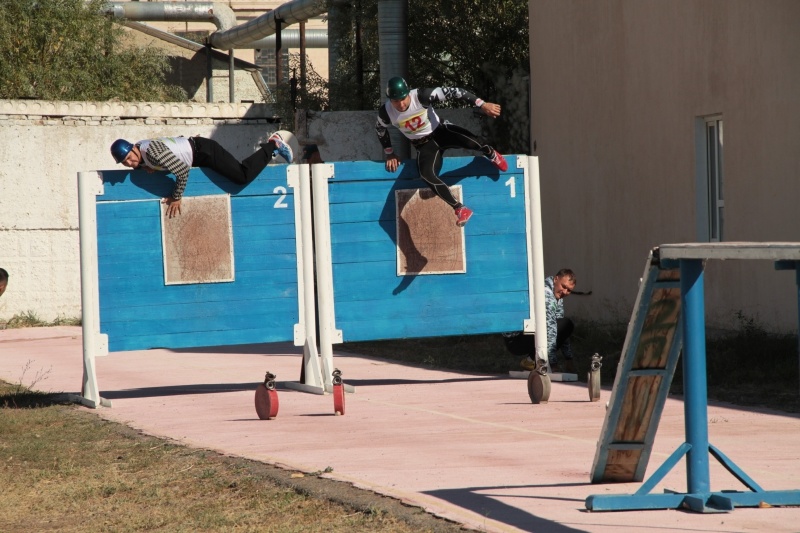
[
  {"xmin": 455, "ymin": 206, "xmax": 473, "ymax": 227},
  {"xmin": 488, "ymin": 150, "xmax": 508, "ymax": 172}
]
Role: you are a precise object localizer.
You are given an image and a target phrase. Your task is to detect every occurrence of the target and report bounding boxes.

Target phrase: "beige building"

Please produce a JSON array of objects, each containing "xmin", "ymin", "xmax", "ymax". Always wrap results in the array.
[{"xmin": 528, "ymin": 1, "xmax": 800, "ymax": 332}]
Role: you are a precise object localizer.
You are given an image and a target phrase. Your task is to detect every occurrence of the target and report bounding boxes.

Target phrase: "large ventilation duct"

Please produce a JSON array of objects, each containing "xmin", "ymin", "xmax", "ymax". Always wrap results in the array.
[
  {"xmin": 377, "ymin": 0, "xmax": 409, "ymax": 158},
  {"xmin": 377, "ymin": 0, "xmax": 407, "ymax": 91},
  {"xmin": 101, "ymin": 3, "xmax": 326, "ymax": 49},
  {"xmin": 208, "ymin": 0, "xmax": 327, "ymax": 50},
  {"xmin": 238, "ymin": 30, "xmax": 328, "ymax": 49},
  {"xmin": 102, "ymin": 2, "xmax": 237, "ymax": 31}
]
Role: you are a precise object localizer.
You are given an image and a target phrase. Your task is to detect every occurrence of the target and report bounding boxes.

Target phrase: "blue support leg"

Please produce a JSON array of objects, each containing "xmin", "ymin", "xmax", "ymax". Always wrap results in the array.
[{"xmin": 680, "ymin": 259, "xmax": 711, "ymax": 495}]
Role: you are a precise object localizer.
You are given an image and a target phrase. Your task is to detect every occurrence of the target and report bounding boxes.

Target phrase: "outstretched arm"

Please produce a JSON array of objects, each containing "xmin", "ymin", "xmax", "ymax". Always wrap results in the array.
[
  {"xmin": 421, "ymin": 87, "xmax": 501, "ymax": 119},
  {"xmin": 145, "ymin": 140, "xmax": 191, "ymax": 218}
]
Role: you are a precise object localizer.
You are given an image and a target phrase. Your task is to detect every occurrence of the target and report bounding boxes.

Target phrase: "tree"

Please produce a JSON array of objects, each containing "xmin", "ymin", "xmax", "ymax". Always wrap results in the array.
[
  {"xmin": 407, "ymin": 0, "xmax": 529, "ymax": 99},
  {"xmin": 326, "ymin": 0, "xmax": 382, "ymax": 111},
  {"xmin": 0, "ymin": 0, "xmax": 186, "ymax": 101},
  {"xmin": 272, "ymin": 53, "xmax": 331, "ymax": 129}
]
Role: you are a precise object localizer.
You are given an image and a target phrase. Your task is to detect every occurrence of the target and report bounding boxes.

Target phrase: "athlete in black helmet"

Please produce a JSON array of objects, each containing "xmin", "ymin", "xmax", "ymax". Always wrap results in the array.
[{"xmin": 376, "ymin": 76, "xmax": 507, "ymax": 227}]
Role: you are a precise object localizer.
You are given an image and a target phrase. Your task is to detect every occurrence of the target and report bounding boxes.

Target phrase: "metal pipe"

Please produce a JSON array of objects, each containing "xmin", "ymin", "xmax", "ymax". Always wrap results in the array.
[
  {"xmin": 101, "ymin": 2, "xmax": 237, "ymax": 30},
  {"xmin": 101, "ymin": 2, "xmax": 328, "ymax": 49},
  {"xmin": 378, "ymin": 0, "xmax": 408, "ymax": 88},
  {"xmin": 229, "ymin": 51, "xmax": 235, "ymax": 102},
  {"xmin": 209, "ymin": 0, "xmax": 327, "ymax": 50},
  {"xmin": 205, "ymin": 44, "xmax": 214, "ymax": 102},
  {"xmin": 377, "ymin": 0, "xmax": 408, "ymax": 159},
  {"xmin": 300, "ymin": 22, "xmax": 307, "ymax": 98},
  {"xmin": 276, "ymin": 18, "xmax": 284, "ymax": 88},
  {"xmin": 680, "ymin": 259, "xmax": 711, "ymax": 495},
  {"xmin": 242, "ymin": 29, "xmax": 328, "ymax": 49}
]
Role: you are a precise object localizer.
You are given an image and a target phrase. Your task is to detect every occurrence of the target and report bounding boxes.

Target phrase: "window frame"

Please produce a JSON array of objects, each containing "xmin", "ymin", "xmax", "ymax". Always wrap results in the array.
[{"xmin": 695, "ymin": 114, "xmax": 724, "ymax": 242}]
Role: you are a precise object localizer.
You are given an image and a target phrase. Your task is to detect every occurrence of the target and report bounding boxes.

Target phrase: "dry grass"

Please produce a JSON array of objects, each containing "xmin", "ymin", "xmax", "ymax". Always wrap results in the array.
[
  {"xmin": 1, "ymin": 310, "xmax": 81, "ymax": 329},
  {"xmin": 0, "ymin": 382, "xmax": 465, "ymax": 533}
]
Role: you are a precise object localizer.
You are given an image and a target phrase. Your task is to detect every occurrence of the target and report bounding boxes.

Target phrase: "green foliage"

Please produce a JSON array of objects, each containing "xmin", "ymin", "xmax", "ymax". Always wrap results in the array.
[
  {"xmin": 2, "ymin": 310, "xmax": 81, "ymax": 329},
  {"xmin": 4, "ymin": 310, "xmax": 45, "ymax": 328},
  {"xmin": 0, "ymin": 0, "xmax": 186, "ymax": 101},
  {"xmin": 326, "ymin": 0, "xmax": 382, "ymax": 111},
  {"xmin": 407, "ymin": 0, "xmax": 529, "ymax": 98},
  {"xmin": 273, "ymin": 53, "xmax": 331, "ymax": 130}
]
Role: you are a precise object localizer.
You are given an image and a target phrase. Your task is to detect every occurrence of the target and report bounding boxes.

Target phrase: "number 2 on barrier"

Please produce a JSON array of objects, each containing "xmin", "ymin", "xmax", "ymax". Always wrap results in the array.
[{"xmin": 273, "ymin": 186, "xmax": 288, "ymax": 208}]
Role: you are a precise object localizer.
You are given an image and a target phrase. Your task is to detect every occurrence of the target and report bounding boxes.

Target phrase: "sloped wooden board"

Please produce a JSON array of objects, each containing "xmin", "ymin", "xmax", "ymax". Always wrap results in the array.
[{"xmin": 591, "ymin": 249, "xmax": 684, "ymax": 483}]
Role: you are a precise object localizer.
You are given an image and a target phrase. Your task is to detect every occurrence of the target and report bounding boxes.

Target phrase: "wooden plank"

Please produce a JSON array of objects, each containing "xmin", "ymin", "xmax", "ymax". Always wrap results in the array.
[
  {"xmin": 603, "ymin": 449, "xmax": 645, "ymax": 482},
  {"xmin": 333, "ymin": 272, "xmax": 529, "ymax": 301},
  {"xmin": 99, "ymin": 165, "xmax": 290, "ymax": 201},
  {"xmin": 326, "ymin": 156, "xmax": 520, "ymax": 183},
  {"xmin": 332, "ymin": 232, "xmax": 526, "ymax": 260},
  {"xmin": 591, "ymin": 249, "xmax": 683, "ymax": 483},
  {"xmin": 612, "ymin": 376, "xmax": 662, "ymax": 443},
  {"xmin": 108, "ymin": 327, "xmax": 291, "ymax": 352},
  {"xmin": 633, "ymin": 287, "xmax": 681, "ymax": 369},
  {"xmin": 339, "ymin": 311, "xmax": 528, "ymax": 342}
]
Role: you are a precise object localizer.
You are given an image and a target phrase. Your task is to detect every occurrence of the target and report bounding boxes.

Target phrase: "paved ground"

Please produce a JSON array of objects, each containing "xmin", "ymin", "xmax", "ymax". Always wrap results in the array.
[{"xmin": 2, "ymin": 326, "xmax": 800, "ymax": 532}]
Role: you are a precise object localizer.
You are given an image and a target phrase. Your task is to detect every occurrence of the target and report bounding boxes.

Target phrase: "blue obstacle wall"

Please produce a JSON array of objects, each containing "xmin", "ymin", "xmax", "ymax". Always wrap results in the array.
[
  {"xmin": 96, "ymin": 166, "xmax": 298, "ymax": 352},
  {"xmin": 326, "ymin": 155, "xmax": 531, "ymax": 342}
]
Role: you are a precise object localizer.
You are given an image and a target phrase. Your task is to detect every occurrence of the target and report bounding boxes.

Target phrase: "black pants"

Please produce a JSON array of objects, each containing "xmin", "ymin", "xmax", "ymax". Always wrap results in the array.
[
  {"xmin": 415, "ymin": 123, "xmax": 494, "ymax": 208},
  {"xmin": 503, "ymin": 318, "xmax": 575, "ymax": 359},
  {"xmin": 192, "ymin": 137, "xmax": 276, "ymax": 185}
]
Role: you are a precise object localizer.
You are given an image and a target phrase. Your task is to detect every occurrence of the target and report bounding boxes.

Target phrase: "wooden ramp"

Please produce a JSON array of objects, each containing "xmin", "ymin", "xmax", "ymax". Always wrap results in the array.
[{"xmin": 590, "ymin": 248, "xmax": 683, "ymax": 483}]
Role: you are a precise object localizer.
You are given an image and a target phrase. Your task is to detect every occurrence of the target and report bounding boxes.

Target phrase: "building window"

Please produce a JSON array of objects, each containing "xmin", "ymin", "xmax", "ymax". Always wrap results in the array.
[
  {"xmin": 255, "ymin": 49, "xmax": 289, "ymax": 88},
  {"xmin": 695, "ymin": 115, "xmax": 724, "ymax": 242}
]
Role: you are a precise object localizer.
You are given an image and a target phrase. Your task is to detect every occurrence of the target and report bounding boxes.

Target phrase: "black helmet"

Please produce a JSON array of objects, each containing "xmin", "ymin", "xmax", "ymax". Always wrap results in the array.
[
  {"xmin": 110, "ymin": 139, "xmax": 134, "ymax": 163},
  {"xmin": 386, "ymin": 76, "xmax": 409, "ymax": 100}
]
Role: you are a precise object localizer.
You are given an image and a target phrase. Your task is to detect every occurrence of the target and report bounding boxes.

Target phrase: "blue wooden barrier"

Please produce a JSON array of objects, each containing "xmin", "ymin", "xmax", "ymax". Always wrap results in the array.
[
  {"xmin": 95, "ymin": 166, "xmax": 298, "ymax": 352},
  {"xmin": 325, "ymin": 156, "xmax": 531, "ymax": 342}
]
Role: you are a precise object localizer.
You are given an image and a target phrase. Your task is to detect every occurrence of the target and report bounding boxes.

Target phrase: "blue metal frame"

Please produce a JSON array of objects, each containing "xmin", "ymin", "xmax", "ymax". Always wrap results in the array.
[{"xmin": 587, "ymin": 258, "xmax": 800, "ymax": 512}]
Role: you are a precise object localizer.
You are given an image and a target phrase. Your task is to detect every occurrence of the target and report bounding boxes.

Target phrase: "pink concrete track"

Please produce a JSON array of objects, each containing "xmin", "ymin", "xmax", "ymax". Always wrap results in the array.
[{"xmin": 2, "ymin": 326, "xmax": 799, "ymax": 532}]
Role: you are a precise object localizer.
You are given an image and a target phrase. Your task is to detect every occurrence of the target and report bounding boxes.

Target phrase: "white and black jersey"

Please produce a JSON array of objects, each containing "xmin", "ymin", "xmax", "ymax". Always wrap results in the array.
[{"xmin": 375, "ymin": 87, "xmax": 485, "ymax": 150}]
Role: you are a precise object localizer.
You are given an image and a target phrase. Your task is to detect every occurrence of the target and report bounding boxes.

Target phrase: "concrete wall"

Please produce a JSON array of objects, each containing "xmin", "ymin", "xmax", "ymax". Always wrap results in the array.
[
  {"xmin": 0, "ymin": 100, "xmax": 481, "ymax": 323},
  {"xmin": 529, "ymin": 0, "xmax": 800, "ymax": 332}
]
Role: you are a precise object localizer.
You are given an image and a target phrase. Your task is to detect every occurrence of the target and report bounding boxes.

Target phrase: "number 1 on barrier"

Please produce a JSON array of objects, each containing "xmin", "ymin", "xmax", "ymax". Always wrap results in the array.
[{"xmin": 505, "ymin": 176, "xmax": 516, "ymax": 198}]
